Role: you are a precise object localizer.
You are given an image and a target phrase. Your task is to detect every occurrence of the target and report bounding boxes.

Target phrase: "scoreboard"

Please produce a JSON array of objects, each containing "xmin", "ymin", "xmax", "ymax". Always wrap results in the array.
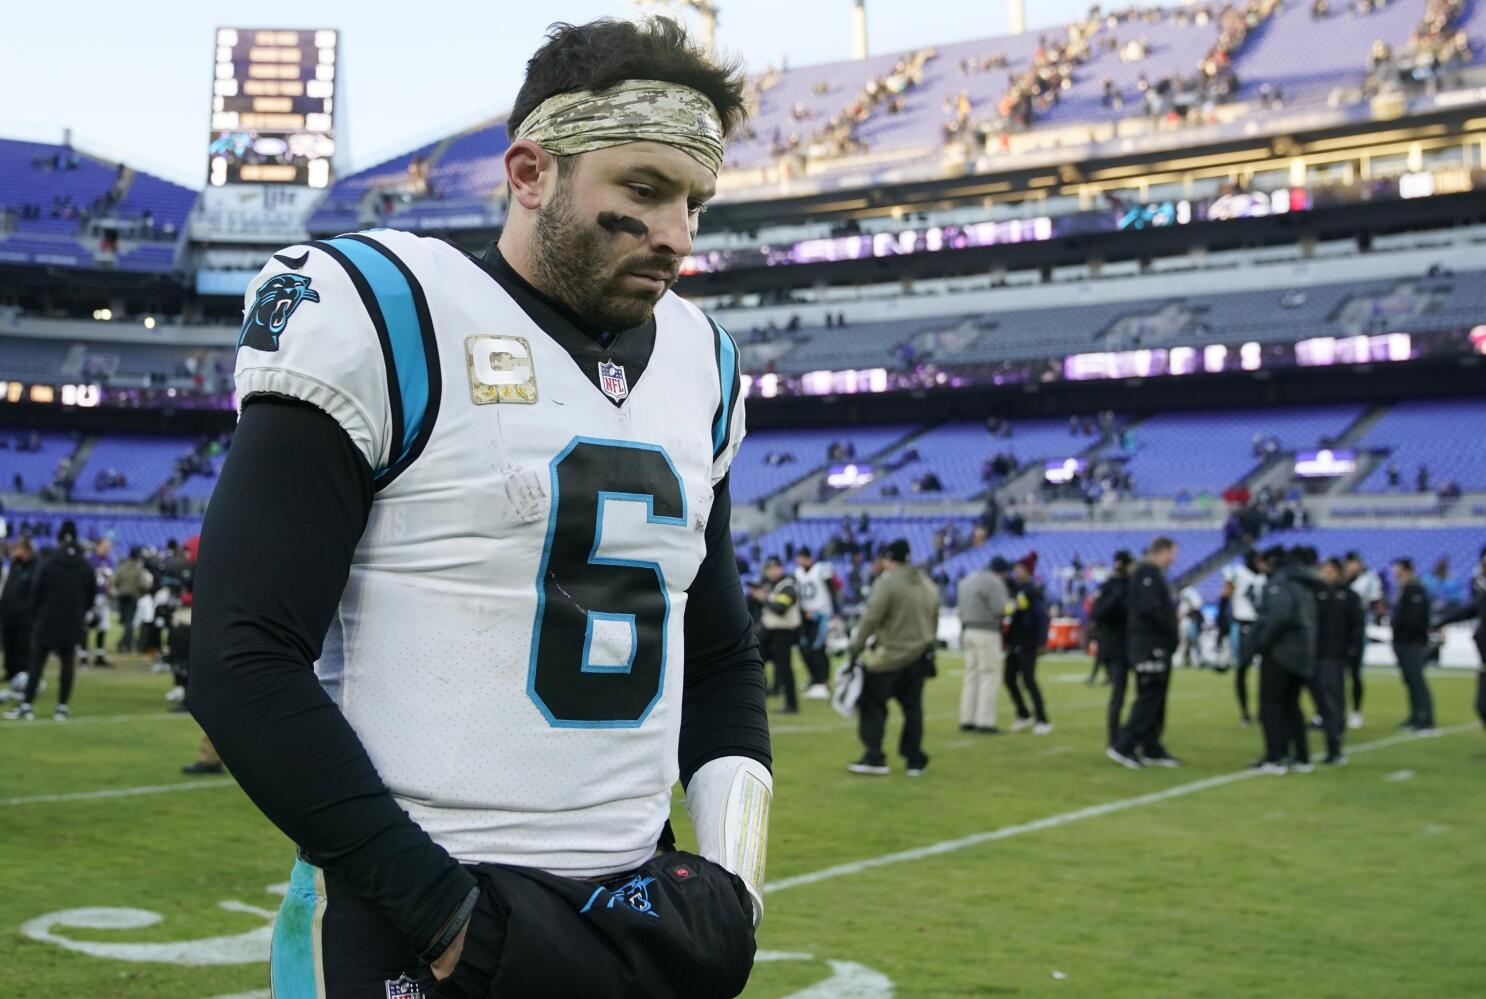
[{"xmin": 208, "ymin": 27, "xmax": 338, "ymax": 188}]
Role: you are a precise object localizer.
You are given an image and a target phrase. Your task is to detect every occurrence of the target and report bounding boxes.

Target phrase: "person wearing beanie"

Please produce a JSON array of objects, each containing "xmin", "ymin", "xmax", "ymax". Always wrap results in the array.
[
  {"xmin": 847, "ymin": 539, "xmax": 941, "ymax": 776},
  {"xmin": 1107, "ymin": 536, "xmax": 1182, "ymax": 768},
  {"xmin": 1090, "ymin": 550, "xmax": 1134, "ymax": 747},
  {"xmin": 956, "ymin": 554, "xmax": 1012, "ymax": 733},
  {"xmin": 5, "ymin": 520, "xmax": 96, "ymax": 721},
  {"xmin": 1004, "ymin": 556, "xmax": 1052, "ymax": 734}
]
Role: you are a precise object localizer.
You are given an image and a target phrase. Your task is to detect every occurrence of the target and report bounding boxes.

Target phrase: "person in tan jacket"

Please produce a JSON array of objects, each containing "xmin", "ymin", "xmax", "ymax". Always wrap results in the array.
[{"xmin": 847, "ymin": 539, "xmax": 941, "ymax": 776}]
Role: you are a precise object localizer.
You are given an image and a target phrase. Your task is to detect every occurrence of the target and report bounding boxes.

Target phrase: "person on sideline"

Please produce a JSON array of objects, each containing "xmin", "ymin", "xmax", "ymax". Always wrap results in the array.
[
  {"xmin": 847, "ymin": 539, "xmax": 940, "ymax": 776},
  {"xmin": 1004, "ymin": 558, "xmax": 1052, "ymax": 735},
  {"xmin": 1106, "ymin": 537, "xmax": 1182, "ymax": 768},
  {"xmin": 1390, "ymin": 558, "xmax": 1437, "ymax": 734},
  {"xmin": 1090, "ymin": 550, "xmax": 1134, "ymax": 748},
  {"xmin": 956, "ymin": 555, "xmax": 1011, "ymax": 733}
]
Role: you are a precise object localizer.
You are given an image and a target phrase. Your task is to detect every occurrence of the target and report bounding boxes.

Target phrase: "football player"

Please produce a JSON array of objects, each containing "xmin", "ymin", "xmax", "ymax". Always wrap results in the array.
[{"xmin": 191, "ymin": 18, "xmax": 771, "ymax": 999}]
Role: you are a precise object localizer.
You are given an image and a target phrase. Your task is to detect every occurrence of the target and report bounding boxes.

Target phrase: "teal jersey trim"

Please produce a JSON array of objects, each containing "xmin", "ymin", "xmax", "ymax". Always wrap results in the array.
[
  {"xmin": 270, "ymin": 857, "xmax": 322, "ymax": 999},
  {"xmin": 323, "ymin": 236, "xmax": 430, "ymax": 478},
  {"xmin": 711, "ymin": 321, "xmax": 738, "ymax": 457}
]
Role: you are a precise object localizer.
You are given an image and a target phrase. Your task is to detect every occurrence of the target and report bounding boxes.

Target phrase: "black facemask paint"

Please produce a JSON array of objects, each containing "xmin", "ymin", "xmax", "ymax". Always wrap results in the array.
[{"xmin": 596, "ymin": 211, "xmax": 649, "ymax": 239}]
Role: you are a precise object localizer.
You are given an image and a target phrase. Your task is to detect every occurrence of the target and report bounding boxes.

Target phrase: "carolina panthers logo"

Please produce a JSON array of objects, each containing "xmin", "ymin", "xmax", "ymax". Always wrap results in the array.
[{"xmin": 239, "ymin": 273, "xmax": 320, "ymax": 352}]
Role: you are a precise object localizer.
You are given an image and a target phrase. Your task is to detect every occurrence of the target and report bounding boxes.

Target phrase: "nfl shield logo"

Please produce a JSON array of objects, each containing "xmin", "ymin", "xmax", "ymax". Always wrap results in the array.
[
  {"xmin": 385, "ymin": 974, "xmax": 423, "ymax": 999},
  {"xmin": 598, "ymin": 360, "xmax": 629, "ymax": 402}
]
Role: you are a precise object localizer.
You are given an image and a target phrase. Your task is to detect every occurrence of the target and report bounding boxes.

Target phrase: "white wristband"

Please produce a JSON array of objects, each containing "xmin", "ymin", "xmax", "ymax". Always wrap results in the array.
[{"xmin": 684, "ymin": 755, "xmax": 772, "ymax": 926}]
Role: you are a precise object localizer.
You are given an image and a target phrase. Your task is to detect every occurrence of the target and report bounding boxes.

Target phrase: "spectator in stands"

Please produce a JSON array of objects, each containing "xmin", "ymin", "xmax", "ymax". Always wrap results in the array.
[
  {"xmin": 1090, "ymin": 550, "xmax": 1134, "ymax": 747},
  {"xmin": 1416, "ymin": 464, "xmax": 1430, "ymax": 493},
  {"xmin": 4, "ymin": 521, "xmax": 94, "ymax": 722},
  {"xmin": 1389, "ymin": 558, "xmax": 1438, "ymax": 733},
  {"xmin": 0, "ymin": 538, "xmax": 37, "ymax": 693},
  {"xmin": 846, "ymin": 539, "xmax": 940, "ymax": 776},
  {"xmin": 956, "ymin": 555, "xmax": 1011, "ymax": 734},
  {"xmin": 1107, "ymin": 537, "xmax": 1182, "ymax": 769},
  {"xmin": 1251, "ymin": 546, "xmax": 1323, "ymax": 774},
  {"xmin": 751, "ymin": 557, "xmax": 802, "ymax": 715},
  {"xmin": 1314, "ymin": 558, "xmax": 1365, "ymax": 765},
  {"xmin": 113, "ymin": 546, "xmax": 151, "ymax": 654},
  {"xmin": 1004, "ymin": 558, "xmax": 1052, "ymax": 735}
]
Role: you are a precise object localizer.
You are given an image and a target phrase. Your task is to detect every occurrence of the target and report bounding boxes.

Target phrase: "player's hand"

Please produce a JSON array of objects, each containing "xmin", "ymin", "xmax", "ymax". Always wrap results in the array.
[{"xmin": 429, "ymin": 919, "xmax": 469, "ymax": 981}]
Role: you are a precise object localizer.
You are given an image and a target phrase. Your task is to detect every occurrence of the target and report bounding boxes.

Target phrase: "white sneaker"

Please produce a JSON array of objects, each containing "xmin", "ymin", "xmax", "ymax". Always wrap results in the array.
[
  {"xmin": 1414, "ymin": 726, "xmax": 1442, "ymax": 737},
  {"xmin": 846, "ymin": 760, "xmax": 891, "ymax": 776},
  {"xmin": 1011, "ymin": 717, "xmax": 1036, "ymax": 733},
  {"xmin": 52, "ymin": 705, "xmax": 70, "ymax": 722},
  {"xmin": 165, "ymin": 685, "xmax": 186, "ymax": 703},
  {"xmin": 1033, "ymin": 722, "xmax": 1054, "ymax": 736},
  {"xmin": 1106, "ymin": 747, "xmax": 1142, "ymax": 770},
  {"xmin": 1291, "ymin": 762, "xmax": 1315, "ymax": 774},
  {"xmin": 803, "ymin": 684, "xmax": 830, "ymax": 701},
  {"xmin": 3, "ymin": 703, "xmax": 35, "ymax": 721},
  {"xmin": 1347, "ymin": 712, "xmax": 1363, "ymax": 730}
]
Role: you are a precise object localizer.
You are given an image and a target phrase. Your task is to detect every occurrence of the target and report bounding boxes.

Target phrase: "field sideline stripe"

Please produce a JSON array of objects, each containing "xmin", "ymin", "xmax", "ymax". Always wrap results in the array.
[
  {"xmin": 0, "ymin": 778, "xmax": 234, "ymax": 808},
  {"xmin": 765, "ymin": 722, "xmax": 1477, "ymax": 894}
]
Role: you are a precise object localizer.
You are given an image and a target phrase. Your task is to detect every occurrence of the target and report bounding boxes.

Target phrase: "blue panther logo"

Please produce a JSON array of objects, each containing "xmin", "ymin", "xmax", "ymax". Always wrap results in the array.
[
  {"xmin": 580, "ymin": 874, "xmax": 660, "ymax": 919},
  {"xmin": 239, "ymin": 273, "xmax": 320, "ymax": 352}
]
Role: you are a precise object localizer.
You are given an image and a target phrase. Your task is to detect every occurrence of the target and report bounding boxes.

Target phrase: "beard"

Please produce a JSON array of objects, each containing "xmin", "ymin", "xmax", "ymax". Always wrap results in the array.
[{"xmin": 532, "ymin": 186, "xmax": 674, "ymax": 333}]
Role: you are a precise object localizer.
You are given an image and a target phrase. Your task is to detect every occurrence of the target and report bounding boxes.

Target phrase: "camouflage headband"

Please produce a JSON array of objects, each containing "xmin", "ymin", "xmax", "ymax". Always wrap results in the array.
[{"xmin": 513, "ymin": 79, "xmax": 726, "ymax": 175}]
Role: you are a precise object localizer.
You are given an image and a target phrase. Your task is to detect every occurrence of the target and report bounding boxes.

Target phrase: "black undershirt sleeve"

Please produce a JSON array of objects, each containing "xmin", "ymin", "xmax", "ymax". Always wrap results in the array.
[
  {"xmin": 189, "ymin": 397, "xmax": 476, "ymax": 954},
  {"xmin": 679, "ymin": 474, "xmax": 772, "ymax": 787}
]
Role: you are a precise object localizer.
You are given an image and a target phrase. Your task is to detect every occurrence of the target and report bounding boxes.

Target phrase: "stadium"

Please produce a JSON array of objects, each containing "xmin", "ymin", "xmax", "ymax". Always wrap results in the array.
[{"xmin": 2, "ymin": 1, "xmax": 1484, "ymax": 996}]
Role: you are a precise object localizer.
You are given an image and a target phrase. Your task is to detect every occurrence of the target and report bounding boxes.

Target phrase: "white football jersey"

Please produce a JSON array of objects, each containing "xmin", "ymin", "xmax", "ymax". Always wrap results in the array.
[
  {"xmin": 795, "ymin": 561, "xmax": 836, "ymax": 618},
  {"xmin": 234, "ymin": 229, "xmax": 745, "ymax": 878},
  {"xmin": 1223, "ymin": 563, "xmax": 1265, "ymax": 622}
]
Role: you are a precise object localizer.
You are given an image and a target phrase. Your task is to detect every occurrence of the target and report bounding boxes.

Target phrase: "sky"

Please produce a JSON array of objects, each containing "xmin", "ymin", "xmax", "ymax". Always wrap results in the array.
[{"xmin": 1, "ymin": 1, "xmax": 1153, "ymax": 189}]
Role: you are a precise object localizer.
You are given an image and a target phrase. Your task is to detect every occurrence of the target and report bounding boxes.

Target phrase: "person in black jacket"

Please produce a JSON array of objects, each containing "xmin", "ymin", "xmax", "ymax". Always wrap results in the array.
[
  {"xmin": 1091, "ymin": 550, "xmax": 1134, "ymax": 748},
  {"xmin": 1004, "ymin": 558, "xmax": 1051, "ymax": 734},
  {"xmin": 1107, "ymin": 537, "xmax": 1180, "ymax": 768},
  {"xmin": 750, "ymin": 557, "xmax": 802, "ymax": 714},
  {"xmin": 0, "ymin": 538, "xmax": 38, "ymax": 689},
  {"xmin": 1251, "ymin": 547, "xmax": 1323, "ymax": 772},
  {"xmin": 1436, "ymin": 544, "xmax": 1485, "ymax": 732},
  {"xmin": 1389, "ymin": 558, "xmax": 1437, "ymax": 732},
  {"xmin": 5, "ymin": 522, "xmax": 96, "ymax": 721},
  {"xmin": 1313, "ymin": 558, "xmax": 1364, "ymax": 765}
]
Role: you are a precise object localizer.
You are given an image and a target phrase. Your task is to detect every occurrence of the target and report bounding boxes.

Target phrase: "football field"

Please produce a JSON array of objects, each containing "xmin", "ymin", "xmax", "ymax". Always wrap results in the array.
[{"xmin": 2, "ymin": 653, "xmax": 1481, "ymax": 998}]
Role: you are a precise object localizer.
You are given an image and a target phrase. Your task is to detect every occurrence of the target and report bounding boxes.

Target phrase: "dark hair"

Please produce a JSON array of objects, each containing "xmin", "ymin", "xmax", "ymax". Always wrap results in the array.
[
  {"xmin": 1113, "ymin": 549, "xmax": 1134, "ymax": 566},
  {"xmin": 1392, "ymin": 557, "xmax": 1414, "ymax": 572},
  {"xmin": 1324, "ymin": 557, "xmax": 1344, "ymax": 571},
  {"xmin": 509, "ymin": 18, "xmax": 749, "ymax": 139},
  {"xmin": 884, "ymin": 538, "xmax": 911, "ymax": 563},
  {"xmin": 1148, "ymin": 536, "xmax": 1176, "ymax": 554},
  {"xmin": 796, "ymin": 547, "xmax": 812, "ymax": 559},
  {"xmin": 763, "ymin": 556, "xmax": 782, "ymax": 568}
]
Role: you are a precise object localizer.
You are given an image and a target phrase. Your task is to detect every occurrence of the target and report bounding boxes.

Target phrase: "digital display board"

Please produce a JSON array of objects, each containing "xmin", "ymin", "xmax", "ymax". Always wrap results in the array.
[
  {"xmin": 208, "ymin": 28, "xmax": 337, "ymax": 188},
  {"xmin": 1294, "ymin": 449, "xmax": 1358, "ymax": 478}
]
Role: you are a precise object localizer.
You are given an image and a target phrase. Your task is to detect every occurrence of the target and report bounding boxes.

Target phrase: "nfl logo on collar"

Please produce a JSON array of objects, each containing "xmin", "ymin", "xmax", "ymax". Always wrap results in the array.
[{"xmin": 598, "ymin": 360, "xmax": 629, "ymax": 403}]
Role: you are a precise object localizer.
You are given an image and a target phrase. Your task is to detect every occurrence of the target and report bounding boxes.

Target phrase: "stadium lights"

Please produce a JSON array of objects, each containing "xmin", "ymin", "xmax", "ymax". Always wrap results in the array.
[
  {"xmin": 92, "ymin": 308, "xmax": 112, "ymax": 321},
  {"xmin": 144, "ymin": 316, "xmax": 156, "ymax": 330}
]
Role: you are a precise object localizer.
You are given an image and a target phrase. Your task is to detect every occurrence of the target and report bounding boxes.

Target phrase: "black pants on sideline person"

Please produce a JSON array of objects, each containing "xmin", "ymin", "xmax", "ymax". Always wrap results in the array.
[
  {"xmin": 1105, "ymin": 658, "xmax": 1131, "ymax": 746},
  {"xmin": 1259, "ymin": 660, "xmax": 1309, "ymax": 765},
  {"xmin": 116, "ymin": 595, "xmax": 139, "ymax": 653},
  {"xmin": 1, "ymin": 621, "xmax": 29, "ymax": 681},
  {"xmin": 1233, "ymin": 621, "xmax": 1256, "ymax": 721},
  {"xmin": 1310, "ymin": 657, "xmax": 1347, "ymax": 758},
  {"xmin": 798, "ymin": 614, "xmax": 831, "ymax": 687},
  {"xmin": 1394, "ymin": 642, "xmax": 1435, "ymax": 729},
  {"xmin": 761, "ymin": 627, "xmax": 799, "ymax": 711},
  {"xmin": 23, "ymin": 642, "xmax": 75, "ymax": 707},
  {"xmin": 1111, "ymin": 656, "xmax": 1171, "ymax": 758},
  {"xmin": 857, "ymin": 661, "xmax": 928, "ymax": 769},
  {"xmin": 1348, "ymin": 651, "xmax": 1365, "ymax": 715},
  {"xmin": 1003, "ymin": 643, "xmax": 1048, "ymax": 724}
]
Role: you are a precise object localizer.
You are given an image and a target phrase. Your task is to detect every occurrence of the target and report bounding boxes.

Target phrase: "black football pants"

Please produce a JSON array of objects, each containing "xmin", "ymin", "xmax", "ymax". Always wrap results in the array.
[
  {"xmin": 761, "ymin": 627, "xmax": 798, "ymax": 710},
  {"xmin": 1112, "ymin": 656, "xmax": 1170, "ymax": 758},
  {"xmin": 856, "ymin": 662, "xmax": 927, "ymax": 768},
  {"xmin": 1394, "ymin": 642, "xmax": 1435, "ymax": 728},
  {"xmin": 23, "ymin": 642, "xmax": 75, "ymax": 706},
  {"xmin": 1259, "ymin": 660, "xmax": 1309, "ymax": 764},
  {"xmin": 1309, "ymin": 657, "xmax": 1347, "ymax": 758},
  {"xmin": 1003, "ymin": 643, "xmax": 1047, "ymax": 723},
  {"xmin": 272, "ymin": 852, "xmax": 755, "ymax": 998}
]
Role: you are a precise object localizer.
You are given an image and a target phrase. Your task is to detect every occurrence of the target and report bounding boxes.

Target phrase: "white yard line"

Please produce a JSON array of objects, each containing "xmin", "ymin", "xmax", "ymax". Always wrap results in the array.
[
  {"xmin": 0, "ymin": 779, "xmax": 234, "ymax": 808},
  {"xmin": 766, "ymin": 722, "xmax": 1476, "ymax": 894},
  {"xmin": 0, "ymin": 712, "xmax": 190, "ymax": 730}
]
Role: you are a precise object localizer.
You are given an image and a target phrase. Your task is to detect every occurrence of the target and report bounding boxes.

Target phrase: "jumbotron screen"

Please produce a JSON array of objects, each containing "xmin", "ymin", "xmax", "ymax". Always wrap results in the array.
[{"xmin": 207, "ymin": 27, "xmax": 337, "ymax": 188}]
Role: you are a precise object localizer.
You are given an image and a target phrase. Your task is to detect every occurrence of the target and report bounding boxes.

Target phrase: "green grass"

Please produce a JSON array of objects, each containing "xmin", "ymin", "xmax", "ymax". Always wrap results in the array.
[{"xmin": 2, "ymin": 654, "xmax": 1482, "ymax": 998}]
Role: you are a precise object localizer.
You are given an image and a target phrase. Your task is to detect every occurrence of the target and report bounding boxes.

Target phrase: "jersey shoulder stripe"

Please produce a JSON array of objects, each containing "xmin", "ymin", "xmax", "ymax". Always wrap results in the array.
[
  {"xmin": 708, "ymin": 317, "xmax": 741, "ymax": 461},
  {"xmin": 310, "ymin": 234, "xmax": 441, "ymax": 488}
]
